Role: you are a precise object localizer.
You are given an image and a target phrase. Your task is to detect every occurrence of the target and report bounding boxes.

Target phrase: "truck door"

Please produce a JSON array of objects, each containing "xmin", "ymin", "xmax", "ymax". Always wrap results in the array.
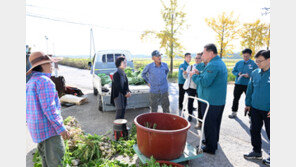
[
  {"xmin": 90, "ymin": 54, "xmax": 96, "ymax": 74},
  {"xmin": 94, "ymin": 54, "xmax": 117, "ymax": 75},
  {"xmin": 115, "ymin": 53, "xmax": 134, "ymax": 70}
]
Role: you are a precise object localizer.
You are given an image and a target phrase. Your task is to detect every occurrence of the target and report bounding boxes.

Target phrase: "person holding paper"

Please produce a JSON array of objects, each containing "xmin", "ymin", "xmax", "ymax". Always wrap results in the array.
[
  {"xmin": 178, "ymin": 53, "xmax": 191, "ymax": 111},
  {"xmin": 229, "ymin": 48, "xmax": 258, "ymax": 119},
  {"xmin": 183, "ymin": 52, "xmax": 205, "ymax": 123}
]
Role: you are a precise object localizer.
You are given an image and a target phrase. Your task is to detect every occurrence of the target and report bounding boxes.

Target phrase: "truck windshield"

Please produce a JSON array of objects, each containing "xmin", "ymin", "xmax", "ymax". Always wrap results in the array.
[
  {"xmin": 100, "ymin": 53, "xmax": 130, "ymax": 63},
  {"xmin": 101, "ymin": 54, "xmax": 114, "ymax": 63},
  {"xmin": 107, "ymin": 54, "xmax": 114, "ymax": 62},
  {"xmin": 115, "ymin": 54, "xmax": 125, "ymax": 60}
]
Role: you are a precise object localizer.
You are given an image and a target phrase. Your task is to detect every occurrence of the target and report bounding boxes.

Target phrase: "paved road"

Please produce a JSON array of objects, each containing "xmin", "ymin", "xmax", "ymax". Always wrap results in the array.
[{"xmin": 26, "ymin": 65, "xmax": 270, "ymax": 167}]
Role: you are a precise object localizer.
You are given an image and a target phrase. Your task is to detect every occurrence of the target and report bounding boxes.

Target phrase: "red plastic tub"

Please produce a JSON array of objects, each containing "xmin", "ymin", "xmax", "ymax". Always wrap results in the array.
[
  {"xmin": 134, "ymin": 113, "xmax": 191, "ymax": 160},
  {"xmin": 109, "ymin": 73, "xmax": 114, "ymax": 80},
  {"xmin": 157, "ymin": 161, "xmax": 184, "ymax": 167}
]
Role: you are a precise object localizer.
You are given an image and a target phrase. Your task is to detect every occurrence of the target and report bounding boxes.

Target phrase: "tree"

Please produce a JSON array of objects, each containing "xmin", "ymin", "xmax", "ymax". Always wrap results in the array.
[
  {"xmin": 261, "ymin": 7, "xmax": 270, "ymax": 16},
  {"xmin": 205, "ymin": 11, "xmax": 240, "ymax": 58},
  {"xmin": 264, "ymin": 23, "xmax": 270, "ymax": 50},
  {"xmin": 141, "ymin": 0, "xmax": 187, "ymax": 74},
  {"xmin": 240, "ymin": 20, "xmax": 270, "ymax": 57}
]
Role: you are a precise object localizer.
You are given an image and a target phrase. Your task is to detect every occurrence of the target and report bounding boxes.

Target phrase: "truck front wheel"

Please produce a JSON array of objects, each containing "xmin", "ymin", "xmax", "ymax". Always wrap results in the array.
[
  {"xmin": 93, "ymin": 87, "xmax": 98, "ymax": 96},
  {"xmin": 98, "ymin": 94, "xmax": 103, "ymax": 112}
]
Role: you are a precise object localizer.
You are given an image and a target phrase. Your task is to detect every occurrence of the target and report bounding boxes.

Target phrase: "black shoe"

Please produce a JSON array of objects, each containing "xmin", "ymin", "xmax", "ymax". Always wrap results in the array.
[
  {"xmin": 198, "ymin": 140, "xmax": 217, "ymax": 149},
  {"xmin": 188, "ymin": 116, "xmax": 192, "ymax": 122},
  {"xmin": 263, "ymin": 157, "xmax": 270, "ymax": 166},
  {"xmin": 202, "ymin": 139, "xmax": 206, "ymax": 145},
  {"xmin": 243, "ymin": 151, "xmax": 262, "ymax": 160},
  {"xmin": 196, "ymin": 145, "xmax": 215, "ymax": 155}
]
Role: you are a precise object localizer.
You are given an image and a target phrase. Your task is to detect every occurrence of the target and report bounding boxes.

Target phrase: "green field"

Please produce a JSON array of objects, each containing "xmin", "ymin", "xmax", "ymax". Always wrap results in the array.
[
  {"xmin": 58, "ymin": 57, "xmax": 239, "ymax": 82},
  {"xmin": 132, "ymin": 58, "xmax": 240, "ymax": 70}
]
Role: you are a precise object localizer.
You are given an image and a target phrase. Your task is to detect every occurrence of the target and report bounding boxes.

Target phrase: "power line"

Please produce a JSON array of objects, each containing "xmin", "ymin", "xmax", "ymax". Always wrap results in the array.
[
  {"xmin": 26, "ymin": 11, "xmax": 142, "ymax": 33},
  {"xmin": 26, "ymin": 12, "xmax": 91, "ymax": 26}
]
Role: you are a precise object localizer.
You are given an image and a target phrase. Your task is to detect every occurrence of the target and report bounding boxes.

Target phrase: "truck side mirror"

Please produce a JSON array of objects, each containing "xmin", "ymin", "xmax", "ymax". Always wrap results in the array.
[{"xmin": 88, "ymin": 62, "xmax": 92, "ymax": 67}]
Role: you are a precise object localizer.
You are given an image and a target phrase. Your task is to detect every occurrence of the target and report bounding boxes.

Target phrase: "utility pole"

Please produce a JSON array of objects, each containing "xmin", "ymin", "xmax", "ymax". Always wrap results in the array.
[
  {"xmin": 44, "ymin": 35, "xmax": 49, "ymax": 54},
  {"xmin": 170, "ymin": 13, "xmax": 174, "ymax": 75},
  {"xmin": 89, "ymin": 28, "xmax": 96, "ymax": 61}
]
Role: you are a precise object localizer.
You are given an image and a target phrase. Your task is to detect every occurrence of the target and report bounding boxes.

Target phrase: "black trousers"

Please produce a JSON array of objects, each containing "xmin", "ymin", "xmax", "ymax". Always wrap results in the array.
[
  {"xmin": 114, "ymin": 94, "xmax": 127, "ymax": 119},
  {"xmin": 187, "ymin": 88, "xmax": 202, "ymax": 123},
  {"xmin": 179, "ymin": 84, "xmax": 186, "ymax": 110},
  {"xmin": 115, "ymin": 108, "xmax": 126, "ymax": 119},
  {"xmin": 231, "ymin": 84, "xmax": 247, "ymax": 112},
  {"xmin": 200, "ymin": 102, "xmax": 225, "ymax": 152},
  {"xmin": 250, "ymin": 107, "xmax": 270, "ymax": 153}
]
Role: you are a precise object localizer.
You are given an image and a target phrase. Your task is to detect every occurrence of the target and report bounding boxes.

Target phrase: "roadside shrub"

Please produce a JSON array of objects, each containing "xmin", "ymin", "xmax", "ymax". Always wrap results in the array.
[
  {"xmin": 58, "ymin": 57, "xmax": 237, "ymax": 83},
  {"xmin": 168, "ymin": 71, "xmax": 178, "ymax": 79},
  {"xmin": 58, "ymin": 58, "xmax": 90, "ymax": 70},
  {"xmin": 227, "ymin": 68, "xmax": 236, "ymax": 82}
]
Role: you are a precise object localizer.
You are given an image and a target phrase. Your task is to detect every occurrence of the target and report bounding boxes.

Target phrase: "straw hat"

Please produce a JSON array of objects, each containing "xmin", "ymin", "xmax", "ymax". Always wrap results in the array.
[{"xmin": 26, "ymin": 51, "xmax": 62, "ymax": 75}]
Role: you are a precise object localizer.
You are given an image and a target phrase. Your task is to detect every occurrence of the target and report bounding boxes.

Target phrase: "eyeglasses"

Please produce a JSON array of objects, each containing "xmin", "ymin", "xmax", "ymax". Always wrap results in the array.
[{"xmin": 255, "ymin": 59, "xmax": 266, "ymax": 64}]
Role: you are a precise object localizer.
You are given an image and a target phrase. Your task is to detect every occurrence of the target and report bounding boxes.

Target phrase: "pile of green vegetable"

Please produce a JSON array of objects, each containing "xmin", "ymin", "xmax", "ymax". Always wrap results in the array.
[
  {"xmin": 145, "ymin": 122, "xmax": 158, "ymax": 129},
  {"xmin": 97, "ymin": 67, "xmax": 146, "ymax": 86},
  {"xmin": 32, "ymin": 116, "xmax": 179, "ymax": 167},
  {"xmin": 33, "ymin": 116, "xmax": 137, "ymax": 167},
  {"xmin": 143, "ymin": 156, "xmax": 173, "ymax": 167},
  {"xmin": 97, "ymin": 73, "xmax": 112, "ymax": 86},
  {"xmin": 124, "ymin": 67, "xmax": 146, "ymax": 85}
]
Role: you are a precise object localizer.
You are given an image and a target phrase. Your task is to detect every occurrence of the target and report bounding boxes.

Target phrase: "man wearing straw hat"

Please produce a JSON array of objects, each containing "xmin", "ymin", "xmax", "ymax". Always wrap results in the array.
[{"xmin": 26, "ymin": 51, "xmax": 70, "ymax": 167}]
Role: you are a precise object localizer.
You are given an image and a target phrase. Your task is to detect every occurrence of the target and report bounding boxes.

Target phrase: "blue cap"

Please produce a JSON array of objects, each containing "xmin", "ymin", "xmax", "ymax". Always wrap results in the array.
[{"xmin": 151, "ymin": 50, "xmax": 162, "ymax": 57}]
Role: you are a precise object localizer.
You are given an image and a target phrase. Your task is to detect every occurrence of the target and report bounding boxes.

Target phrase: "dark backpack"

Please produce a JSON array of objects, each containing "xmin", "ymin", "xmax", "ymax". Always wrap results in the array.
[
  {"xmin": 65, "ymin": 86, "xmax": 84, "ymax": 97},
  {"xmin": 50, "ymin": 76, "xmax": 66, "ymax": 98}
]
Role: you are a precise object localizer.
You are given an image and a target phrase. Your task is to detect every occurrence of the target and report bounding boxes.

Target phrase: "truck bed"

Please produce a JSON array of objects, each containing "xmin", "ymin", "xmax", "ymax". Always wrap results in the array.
[{"xmin": 94, "ymin": 75, "xmax": 151, "ymax": 112}]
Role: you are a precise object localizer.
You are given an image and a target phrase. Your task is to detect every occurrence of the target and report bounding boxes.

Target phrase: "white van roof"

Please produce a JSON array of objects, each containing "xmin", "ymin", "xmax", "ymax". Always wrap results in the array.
[
  {"xmin": 96, "ymin": 49, "xmax": 131, "ymax": 55},
  {"xmin": 96, "ymin": 50, "xmax": 132, "ymax": 60}
]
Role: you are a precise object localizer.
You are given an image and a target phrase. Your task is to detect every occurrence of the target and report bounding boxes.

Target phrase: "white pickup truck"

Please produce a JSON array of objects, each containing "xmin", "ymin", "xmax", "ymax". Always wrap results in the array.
[{"xmin": 89, "ymin": 50, "xmax": 150, "ymax": 112}]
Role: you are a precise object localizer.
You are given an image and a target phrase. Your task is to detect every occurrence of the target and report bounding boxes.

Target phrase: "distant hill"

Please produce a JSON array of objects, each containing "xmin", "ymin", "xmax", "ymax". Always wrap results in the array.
[
  {"xmin": 133, "ymin": 52, "xmax": 242, "ymax": 60},
  {"xmin": 57, "ymin": 55, "xmax": 90, "ymax": 59},
  {"xmin": 57, "ymin": 52, "xmax": 242, "ymax": 60},
  {"xmin": 224, "ymin": 52, "xmax": 242, "ymax": 59},
  {"xmin": 132, "ymin": 54, "xmax": 183, "ymax": 59}
]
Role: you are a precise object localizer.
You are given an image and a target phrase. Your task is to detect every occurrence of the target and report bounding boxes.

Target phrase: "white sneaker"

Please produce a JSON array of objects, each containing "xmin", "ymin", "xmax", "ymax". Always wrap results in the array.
[
  {"xmin": 195, "ymin": 122, "xmax": 202, "ymax": 129},
  {"xmin": 228, "ymin": 112, "xmax": 237, "ymax": 119}
]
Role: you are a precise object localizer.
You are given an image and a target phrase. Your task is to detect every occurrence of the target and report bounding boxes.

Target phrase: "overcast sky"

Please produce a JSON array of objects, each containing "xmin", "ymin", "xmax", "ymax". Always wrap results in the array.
[{"xmin": 26, "ymin": 0, "xmax": 270, "ymax": 56}]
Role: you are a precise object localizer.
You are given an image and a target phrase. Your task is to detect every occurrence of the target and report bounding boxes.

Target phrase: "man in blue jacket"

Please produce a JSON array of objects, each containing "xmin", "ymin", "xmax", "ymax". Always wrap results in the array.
[
  {"xmin": 142, "ymin": 50, "xmax": 170, "ymax": 113},
  {"xmin": 178, "ymin": 53, "xmax": 191, "ymax": 111},
  {"xmin": 190, "ymin": 44, "xmax": 228, "ymax": 154},
  {"xmin": 229, "ymin": 48, "xmax": 258, "ymax": 118},
  {"xmin": 243, "ymin": 50, "xmax": 270, "ymax": 166},
  {"xmin": 26, "ymin": 45, "xmax": 33, "ymax": 83}
]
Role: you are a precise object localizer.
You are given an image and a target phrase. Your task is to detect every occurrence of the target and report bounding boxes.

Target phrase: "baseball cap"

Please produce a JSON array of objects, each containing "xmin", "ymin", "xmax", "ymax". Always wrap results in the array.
[{"xmin": 151, "ymin": 50, "xmax": 162, "ymax": 57}]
